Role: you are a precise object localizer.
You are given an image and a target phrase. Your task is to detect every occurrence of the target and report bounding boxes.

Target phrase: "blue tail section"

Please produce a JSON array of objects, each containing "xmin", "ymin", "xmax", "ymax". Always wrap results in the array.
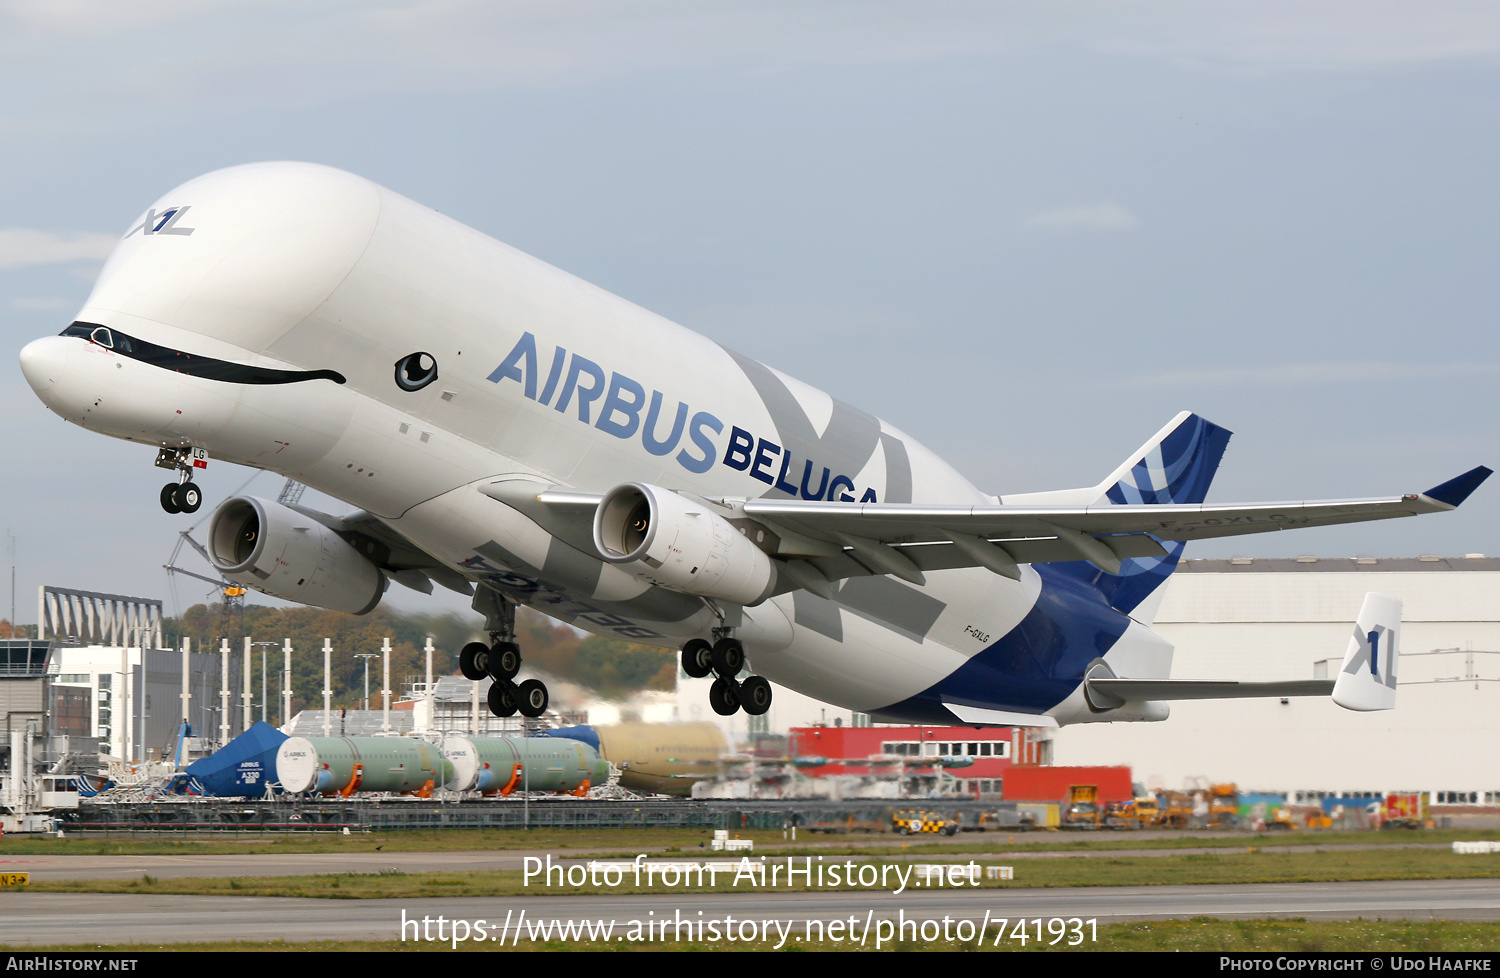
[
  {"xmin": 875, "ymin": 412, "xmax": 1232, "ymax": 725},
  {"xmin": 1056, "ymin": 413, "xmax": 1232, "ymax": 615}
]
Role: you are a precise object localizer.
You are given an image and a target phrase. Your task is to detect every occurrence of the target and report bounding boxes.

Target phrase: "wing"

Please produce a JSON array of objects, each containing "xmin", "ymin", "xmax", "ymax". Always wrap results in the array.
[
  {"xmin": 286, "ymin": 503, "xmax": 475, "ymax": 597},
  {"xmin": 482, "ymin": 465, "xmax": 1487, "ymax": 599},
  {"xmin": 736, "ymin": 464, "xmax": 1491, "ymax": 589},
  {"xmin": 484, "ymin": 466, "xmax": 1491, "ymax": 596}
]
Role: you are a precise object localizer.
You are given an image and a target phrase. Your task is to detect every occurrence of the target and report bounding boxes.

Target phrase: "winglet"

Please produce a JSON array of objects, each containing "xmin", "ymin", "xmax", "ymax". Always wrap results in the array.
[
  {"xmin": 1422, "ymin": 466, "xmax": 1492, "ymax": 507},
  {"xmin": 1332, "ymin": 592, "xmax": 1401, "ymax": 712}
]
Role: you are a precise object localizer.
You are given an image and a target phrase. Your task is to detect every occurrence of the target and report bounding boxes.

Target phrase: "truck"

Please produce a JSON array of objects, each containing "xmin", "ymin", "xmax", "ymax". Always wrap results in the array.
[
  {"xmin": 1382, "ymin": 793, "xmax": 1428, "ymax": 830},
  {"xmin": 1060, "ymin": 785, "xmax": 1102, "ymax": 829},
  {"xmin": 1208, "ymin": 783, "xmax": 1240, "ymax": 828}
]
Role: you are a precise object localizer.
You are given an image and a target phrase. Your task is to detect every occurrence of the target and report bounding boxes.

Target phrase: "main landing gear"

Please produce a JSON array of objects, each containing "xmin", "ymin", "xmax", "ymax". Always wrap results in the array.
[
  {"xmin": 682, "ymin": 633, "xmax": 773, "ymax": 718},
  {"xmin": 155, "ymin": 447, "xmax": 203, "ymax": 514},
  {"xmin": 464, "ymin": 592, "xmax": 549, "ymax": 719}
]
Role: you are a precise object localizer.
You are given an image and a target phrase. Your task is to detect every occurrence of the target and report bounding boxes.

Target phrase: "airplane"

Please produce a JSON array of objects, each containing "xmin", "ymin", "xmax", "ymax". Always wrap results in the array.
[{"xmin": 18, "ymin": 162, "xmax": 1489, "ymax": 728}]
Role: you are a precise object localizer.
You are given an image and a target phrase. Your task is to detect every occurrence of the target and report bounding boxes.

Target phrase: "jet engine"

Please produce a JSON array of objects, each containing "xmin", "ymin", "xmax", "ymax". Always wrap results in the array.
[
  {"xmin": 206, "ymin": 495, "xmax": 385, "ymax": 615},
  {"xmin": 593, "ymin": 482, "xmax": 775, "ymax": 606}
]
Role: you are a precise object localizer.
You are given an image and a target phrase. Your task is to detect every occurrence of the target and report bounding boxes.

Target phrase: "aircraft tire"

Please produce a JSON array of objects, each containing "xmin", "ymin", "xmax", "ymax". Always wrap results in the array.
[
  {"xmin": 488, "ymin": 679, "xmax": 518, "ymax": 718},
  {"xmin": 160, "ymin": 483, "xmax": 181, "ymax": 514},
  {"xmin": 459, "ymin": 642, "xmax": 490, "ymax": 681},
  {"xmin": 681, "ymin": 639, "xmax": 713, "ymax": 678},
  {"xmin": 517, "ymin": 679, "xmax": 549, "ymax": 718},
  {"xmin": 175, "ymin": 482, "xmax": 202, "ymax": 514},
  {"xmin": 710, "ymin": 638, "xmax": 746, "ymax": 678},
  {"xmin": 488, "ymin": 641, "xmax": 521, "ymax": 681},
  {"xmin": 709, "ymin": 677, "xmax": 740, "ymax": 716},
  {"xmin": 740, "ymin": 675, "xmax": 773, "ymax": 716}
]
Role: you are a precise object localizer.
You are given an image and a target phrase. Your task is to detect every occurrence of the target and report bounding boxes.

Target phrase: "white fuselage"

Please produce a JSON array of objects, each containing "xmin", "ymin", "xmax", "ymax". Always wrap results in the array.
[{"xmin": 20, "ymin": 163, "xmax": 1170, "ymax": 724}]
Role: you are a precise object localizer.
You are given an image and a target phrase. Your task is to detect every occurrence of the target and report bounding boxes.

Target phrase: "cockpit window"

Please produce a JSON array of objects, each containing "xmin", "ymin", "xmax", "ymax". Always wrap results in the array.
[{"xmin": 57, "ymin": 321, "xmax": 345, "ymax": 386}]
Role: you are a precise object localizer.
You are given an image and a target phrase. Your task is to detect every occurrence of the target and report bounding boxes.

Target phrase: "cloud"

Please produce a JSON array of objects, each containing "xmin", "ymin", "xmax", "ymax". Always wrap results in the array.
[
  {"xmin": 6, "ymin": 2, "xmax": 1500, "ymax": 136},
  {"xmin": 1136, "ymin": 361, "xmax": 1500, "ymax": 388},
  {"xmin": 1023, "ymin": 203, "xmax": 1139, "ymax": 232},
  {"xmin": 0, "ymin": 229, "xmax": 116, "ymax": 269}
]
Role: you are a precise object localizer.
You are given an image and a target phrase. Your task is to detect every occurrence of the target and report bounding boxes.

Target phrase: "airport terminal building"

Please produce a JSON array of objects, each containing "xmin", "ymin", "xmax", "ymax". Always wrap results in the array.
[{"xmin": 1052, "ymin": 556, "xmax": 1500, "ymax": 799}]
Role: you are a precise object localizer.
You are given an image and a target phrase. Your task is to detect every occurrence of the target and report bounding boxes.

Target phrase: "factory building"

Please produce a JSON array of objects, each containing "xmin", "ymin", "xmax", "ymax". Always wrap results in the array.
[
  {"xmin": 1, "ymin": 639, "xmax": 97, "ymax": 831},
  {"xmin": 48, "ymin": 644, "xmax": 223, "ymax": 763},
  {"xmin": 789, "ymin": 724, "xmax": 1017, "ymax": 797},
  {"xmin": 1053, "ymin": 556, "xmax": 1500, "ymax": 798}
]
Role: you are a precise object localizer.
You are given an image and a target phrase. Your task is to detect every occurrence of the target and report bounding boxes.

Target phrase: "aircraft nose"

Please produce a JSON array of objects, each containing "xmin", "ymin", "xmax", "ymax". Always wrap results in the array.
[{"xmin": 18, "ymin": 335, "xmax": 69, "ymax": 393}]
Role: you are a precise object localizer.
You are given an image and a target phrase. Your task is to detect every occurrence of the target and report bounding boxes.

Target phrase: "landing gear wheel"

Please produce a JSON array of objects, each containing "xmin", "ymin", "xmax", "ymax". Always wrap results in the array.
[
  {"xmin": 516, "ymin": 679, "xmax": 549, "ymax": 718},
  {"xmin": 174, "ymin": 482, "xmax": 202, "ymax": 514},
  {"xmin": 160, "ymin": 484, "xmax": 181, "ymax": 514},
  {"xmin": 459, "ymin": 642, "xmax": 490, "ymax": 681},
  {"xmin": 709, "ymin": 677, "xmax": 741, "ymax": 716},
  {"xmin": 681, "ymin": 639, "xmax": 713, "ymax": 679},
  {"xmin": 739, "ymin": 675, "xmax": 773, "ymax": 716},
  {"xmin": 487, "ymin": 641, "xmax": 521, "ymax": 681},
  {"xmin": 710, "ymin": 638, "xmax": 746, "ymax": 678},
  {"xmin": 487, "ymin": 679, "xmax": 518, "ymax": 717}
]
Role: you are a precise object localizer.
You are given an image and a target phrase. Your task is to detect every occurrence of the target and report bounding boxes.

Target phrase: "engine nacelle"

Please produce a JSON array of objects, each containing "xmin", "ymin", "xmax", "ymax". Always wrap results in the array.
[
  {"xmin": 593, "ymin": 483, "xmax": 775, "ymax": 606},
  {"xmin": 206, "ymin": 495, "xmax": 385, "ymax": 615}
]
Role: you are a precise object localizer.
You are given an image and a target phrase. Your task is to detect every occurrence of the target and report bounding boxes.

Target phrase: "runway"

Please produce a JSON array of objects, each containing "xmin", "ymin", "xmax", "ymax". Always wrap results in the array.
[{"xmin": 1, "ymin": 879, "xmax": 1497, "ymax": 945}]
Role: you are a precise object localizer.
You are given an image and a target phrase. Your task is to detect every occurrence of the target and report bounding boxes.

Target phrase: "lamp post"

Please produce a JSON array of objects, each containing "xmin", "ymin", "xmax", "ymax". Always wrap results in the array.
[
  {"xmin": 354, "ymin": 654, "xmax": 378, "ymax": 712},
  {"xmin": 251, "ymin": 641, "xmax": 276, "ymax": 725}
]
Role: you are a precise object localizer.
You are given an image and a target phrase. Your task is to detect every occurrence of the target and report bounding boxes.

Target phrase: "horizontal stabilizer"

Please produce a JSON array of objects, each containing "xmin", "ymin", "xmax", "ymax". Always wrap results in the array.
[
  {"xmin": 1085, "ymin": 591, "xmax": 1402, "ymax": 713},
  {"xmin": 1086, "ymin": 678, "xmax": 1334, "ymax": 701}
]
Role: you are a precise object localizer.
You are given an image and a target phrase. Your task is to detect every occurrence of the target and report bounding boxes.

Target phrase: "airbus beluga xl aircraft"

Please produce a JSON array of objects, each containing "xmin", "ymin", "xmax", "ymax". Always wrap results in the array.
[{"xmin": 18, "ymin": 163, "xmax": 1489, "ymax": 726}]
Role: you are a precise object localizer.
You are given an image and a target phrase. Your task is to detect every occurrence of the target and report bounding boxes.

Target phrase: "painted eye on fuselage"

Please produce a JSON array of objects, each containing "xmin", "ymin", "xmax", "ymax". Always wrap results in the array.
[{"xmin": 394, "ymin": 352, "xmax": 438, "ymax": 392}]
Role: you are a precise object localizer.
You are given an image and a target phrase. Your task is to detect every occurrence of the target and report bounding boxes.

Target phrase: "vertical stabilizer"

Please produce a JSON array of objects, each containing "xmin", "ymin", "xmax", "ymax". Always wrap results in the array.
[{"xmin": 1040, "ymin": 412, "xmax": 1232, "ymax": 619}]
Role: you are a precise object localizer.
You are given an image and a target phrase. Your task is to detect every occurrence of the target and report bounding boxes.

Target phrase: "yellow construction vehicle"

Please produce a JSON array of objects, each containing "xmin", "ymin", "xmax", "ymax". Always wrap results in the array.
[
  {"xmin": 1208, "ymin": 783, "xmax": 1240, "ymax": 828},
  {"xmin": 1061, "ymin": 785, "xmax": 1102, "ymax": 829},
  {"xmin": 1124, "ymin": 795, "xmax": 1162, "ymax": 828}
]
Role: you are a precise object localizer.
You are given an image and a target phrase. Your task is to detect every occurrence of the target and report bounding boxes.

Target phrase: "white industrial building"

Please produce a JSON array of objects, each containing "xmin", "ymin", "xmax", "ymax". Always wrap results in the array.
[
  {"xmin": 48, "ymin": 644, "xmax": 224, "ymax": 763},
  {"xmin": 1053, "ymin": 556, "xmax": 1500, "ymax": 798}
]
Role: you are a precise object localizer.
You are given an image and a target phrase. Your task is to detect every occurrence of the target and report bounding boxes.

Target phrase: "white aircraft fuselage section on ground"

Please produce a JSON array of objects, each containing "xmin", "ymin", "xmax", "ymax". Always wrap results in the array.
[{"xmin": 19, "ymin": 163, "xmax": 1484, "ymax": 727}]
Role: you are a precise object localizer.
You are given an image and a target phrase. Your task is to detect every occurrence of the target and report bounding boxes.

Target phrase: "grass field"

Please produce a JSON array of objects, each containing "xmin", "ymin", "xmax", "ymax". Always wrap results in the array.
[{"xmin": 13, "ymin": 843, "xmax": 1500, "ymax": 898}]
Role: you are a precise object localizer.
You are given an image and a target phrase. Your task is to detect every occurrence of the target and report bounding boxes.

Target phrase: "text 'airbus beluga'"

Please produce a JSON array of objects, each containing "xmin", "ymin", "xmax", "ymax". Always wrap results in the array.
[{"xmin": 18, "ymin": 163, "xmax": 1489, "ymax": 726}]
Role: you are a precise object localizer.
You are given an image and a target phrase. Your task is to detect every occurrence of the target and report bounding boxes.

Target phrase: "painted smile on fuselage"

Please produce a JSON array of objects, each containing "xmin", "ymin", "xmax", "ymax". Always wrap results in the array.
[{"xmin": 60, "ymin": 322, "xmax": 346, "ymax": 386}]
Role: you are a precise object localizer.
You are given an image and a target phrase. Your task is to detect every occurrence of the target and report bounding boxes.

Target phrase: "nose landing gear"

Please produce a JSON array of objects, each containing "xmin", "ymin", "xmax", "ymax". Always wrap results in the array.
[{"xmin": 155, "ymin": 446, "xmax": 205, "ymax": 514}]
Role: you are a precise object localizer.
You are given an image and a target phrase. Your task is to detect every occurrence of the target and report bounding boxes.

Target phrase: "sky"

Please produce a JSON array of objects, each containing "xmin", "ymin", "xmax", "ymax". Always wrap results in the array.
[{"xmin": 2, "ymin": 1, "xmax": 1498, "ymax": 625}]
